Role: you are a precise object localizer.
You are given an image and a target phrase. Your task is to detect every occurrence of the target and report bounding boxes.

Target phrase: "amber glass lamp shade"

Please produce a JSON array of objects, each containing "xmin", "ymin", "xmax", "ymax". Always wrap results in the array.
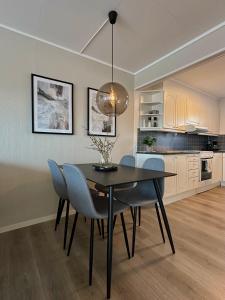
[{"xmin": 96, "ymin": 82, "xmax": 129, "ymax": 117}]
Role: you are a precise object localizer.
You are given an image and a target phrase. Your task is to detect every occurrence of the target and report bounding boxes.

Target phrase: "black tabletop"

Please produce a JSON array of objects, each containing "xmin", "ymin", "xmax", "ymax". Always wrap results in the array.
[{"xmin": 74, "ymin": 163, "xmax": 176, "ymax": 187}]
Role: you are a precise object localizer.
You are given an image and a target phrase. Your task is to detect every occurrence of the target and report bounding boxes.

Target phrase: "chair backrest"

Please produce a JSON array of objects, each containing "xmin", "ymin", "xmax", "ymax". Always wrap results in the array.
[
  {"xmin": 137, "ymin": 158, "xmax": 165, "ymax": 198},
  {"xmin": 63, "ymin": 164, "xmax": 100, "ymax": 219},
  {"xmin": 120, "ymin": 155, "xmax": 135, "ymax": 167},
  {"xmin": 48, "ymin": 159, "xmax": 67, "ymax": 200},
  {"xmin": 119, "ymin": 155, "xmax": 136, "ymax": 188}
]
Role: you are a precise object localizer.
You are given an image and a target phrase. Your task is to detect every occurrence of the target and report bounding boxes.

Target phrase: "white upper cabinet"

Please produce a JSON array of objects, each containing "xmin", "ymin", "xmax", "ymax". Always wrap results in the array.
[
  {"xmin": 138, "ymin": 80, "xmax": 220, "ymax": 133},
  {"xmin": 219, "ymin": 99, "xmax": 225, "ymax": 134},
  {"xmin": 164, "ymin": 91, "xmax": 187, "ymax": 129},
  {"xmin": 163, "ymin": 80, "xmax": 220, "ymax": 133},
  {"xmin": 163, "ymin": 92, "xmax": 176, "ymax": 129},
  {"xmin": 176, "ymin": 94, "xmax": 187, "ymax": 128},
  {"xmin": 186, "ymin": 95, "xmax": 200, "ymax": 125}
]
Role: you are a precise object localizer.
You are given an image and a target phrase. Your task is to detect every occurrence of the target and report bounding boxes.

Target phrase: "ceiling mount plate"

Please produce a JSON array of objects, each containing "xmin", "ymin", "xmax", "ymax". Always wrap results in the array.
[{"xmin": 108, "ymin": 11, "xmax": 118, "ymax": 25}]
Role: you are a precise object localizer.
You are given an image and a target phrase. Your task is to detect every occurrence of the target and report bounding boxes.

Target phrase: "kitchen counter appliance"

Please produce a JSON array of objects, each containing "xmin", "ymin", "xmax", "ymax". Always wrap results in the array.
[{"xmin": 200, "ymin": 151, "xmax": 213, "ymax": 181}]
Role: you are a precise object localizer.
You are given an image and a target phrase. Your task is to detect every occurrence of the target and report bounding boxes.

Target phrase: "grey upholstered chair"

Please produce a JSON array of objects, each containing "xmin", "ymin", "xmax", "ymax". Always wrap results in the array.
[
  {"xmin": 114, "ymin": 158, "xmax": 174, "ymax": 257},
  {"xmin": 95, "ymin": 154, "xmax": 136, "ymax": 237},
  {"xmin": 63, "ymin": 164, "xmax": 130, "ymax": 286},
  {"xmin": 95, "ymin": 155, "xmax": 136, "ymax": 193},
  {"xmin": 48, "ymin": 159, "xmax": 70, "ymax": 249}
]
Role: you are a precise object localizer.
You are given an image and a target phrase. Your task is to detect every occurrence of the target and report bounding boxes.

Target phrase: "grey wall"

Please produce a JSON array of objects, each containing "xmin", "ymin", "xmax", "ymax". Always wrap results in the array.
[{"xmin": 0, "ymin": 28, "xmax": 134, "ymax": 230}]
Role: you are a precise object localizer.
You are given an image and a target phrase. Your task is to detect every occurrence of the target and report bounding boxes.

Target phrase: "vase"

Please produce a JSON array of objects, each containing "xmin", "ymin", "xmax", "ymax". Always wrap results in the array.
[
  {"xmin": 146, "ymin": 145, "xmax": 154, "ymax": 152},
  {"xmin": 99, "ymin": 152, "xmax": 112, "ymax": 166}
]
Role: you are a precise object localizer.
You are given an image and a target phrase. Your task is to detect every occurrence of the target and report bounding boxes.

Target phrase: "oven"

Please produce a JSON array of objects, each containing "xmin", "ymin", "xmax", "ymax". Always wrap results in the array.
[{"xmin": 200, "ymin": 151, "xmax": 213, "ymax": 182}]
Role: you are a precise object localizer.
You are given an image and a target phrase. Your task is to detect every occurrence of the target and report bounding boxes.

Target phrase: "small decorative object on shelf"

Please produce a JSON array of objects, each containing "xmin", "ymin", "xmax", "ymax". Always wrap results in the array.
[
  {"xmin": 143, "ymin": 136, "xmax": 157, "ymax": 152},
  {"xmin": 89, "ymin": 136, "xmax": 118, "ymax": 171}
]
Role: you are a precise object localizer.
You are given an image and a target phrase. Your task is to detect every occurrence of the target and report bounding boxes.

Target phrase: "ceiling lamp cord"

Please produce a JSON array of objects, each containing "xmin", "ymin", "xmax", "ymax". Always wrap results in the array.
[{"xmin": 112, "ymin": 22, "xmax": 114, "ymax": 83}]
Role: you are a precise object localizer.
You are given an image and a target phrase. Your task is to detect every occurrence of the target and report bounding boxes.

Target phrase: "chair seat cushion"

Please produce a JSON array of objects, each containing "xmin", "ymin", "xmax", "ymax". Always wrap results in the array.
[
  {"xmin": 93, "ymin": 195, "xmax": 128, "ymax": 219},
  {"xmin": 114, "ymin": 188, "xmax": 158, "ymax": 207}
]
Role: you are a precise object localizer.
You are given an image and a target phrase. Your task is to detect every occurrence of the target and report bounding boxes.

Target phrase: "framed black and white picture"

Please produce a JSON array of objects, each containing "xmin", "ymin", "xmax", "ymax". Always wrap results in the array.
[
  {"xmin": 87, "ymin": 87, "xmax": 116, "ymax": 137},
  {"xmin": 31, "ymin": 74, "xmax": 73, "ymax": 134}
]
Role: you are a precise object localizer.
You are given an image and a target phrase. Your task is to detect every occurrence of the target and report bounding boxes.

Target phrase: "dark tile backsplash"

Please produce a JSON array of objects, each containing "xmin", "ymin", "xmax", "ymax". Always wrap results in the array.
[
  {"xmin": 137, "ymin": 130, "xmax": 225, "ymax": 152},
  {"xmin": 218, "ymin": 135, "xmax": 225, "ymax": 149}
]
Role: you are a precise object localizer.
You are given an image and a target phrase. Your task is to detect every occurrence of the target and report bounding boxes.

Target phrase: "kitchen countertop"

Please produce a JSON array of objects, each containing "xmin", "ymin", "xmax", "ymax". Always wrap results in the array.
[
  {"xmin": 213, "ymin": 150, "xmax": 225, "ymax": 153},
  {"xmin": 136, "ymin": 150, "xmax": 200, "ymax": 155}
]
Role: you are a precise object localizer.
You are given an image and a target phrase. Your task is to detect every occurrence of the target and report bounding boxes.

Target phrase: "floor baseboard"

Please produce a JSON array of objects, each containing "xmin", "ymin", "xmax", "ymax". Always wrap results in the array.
[{"xmin": 0, "ymin": 209, "xmax": 75, "ymax": 234}]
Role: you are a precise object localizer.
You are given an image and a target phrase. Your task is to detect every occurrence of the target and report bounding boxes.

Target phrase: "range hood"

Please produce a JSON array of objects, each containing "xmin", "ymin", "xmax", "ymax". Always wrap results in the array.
[{"xmin": 177, "ymin": 124, "xmax": 209, "ymax": 134}]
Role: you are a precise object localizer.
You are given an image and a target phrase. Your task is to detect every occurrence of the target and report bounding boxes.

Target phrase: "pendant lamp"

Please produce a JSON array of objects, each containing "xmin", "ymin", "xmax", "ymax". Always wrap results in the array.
[{"xmin": 96, "ymin": 11, "xmax": 129, "ymax": 117}]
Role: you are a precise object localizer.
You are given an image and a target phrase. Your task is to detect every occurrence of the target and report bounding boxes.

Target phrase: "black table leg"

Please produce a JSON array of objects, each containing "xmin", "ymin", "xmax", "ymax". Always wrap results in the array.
[
  {"xmin": 155, "ymin": 203, "xmax": 165, "ymax": 243},
  {"xmin": 153, "ymin": 179, "xmax": 175, "ymax": 254},
  {"xmin": 107, "ymin": 186, "xmax": 114, "ymax": 299}
]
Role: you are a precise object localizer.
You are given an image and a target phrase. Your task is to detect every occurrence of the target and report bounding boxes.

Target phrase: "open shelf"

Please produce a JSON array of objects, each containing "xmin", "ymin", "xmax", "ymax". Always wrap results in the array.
[
  {"xmin": 140, "ymin": 101, "xmax": 163, "ymax": 105},
  {"xmin": 139, "ymin": 90, "xmax": 164, "ymax": 129},
  {"xmin": 140, "ymin": 113, "xmax": 163, "ymax": 117}
]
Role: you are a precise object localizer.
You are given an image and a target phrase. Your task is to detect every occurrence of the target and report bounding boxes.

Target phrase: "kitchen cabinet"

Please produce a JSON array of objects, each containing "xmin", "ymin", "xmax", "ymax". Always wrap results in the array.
[
  {"xmin": 186, "ymin": 95, "xmax": 200, "ymax": 125},
  {"xmin": 164, "ymin": 155, "xmax": 177, "ymax": 197},
  {"xmin": 138, "ymin": 91, "xmax": 164, "ymax": 130},
  {"xmin": 212, "ymin": 153, "xmax": 223, "ymax": 183},
  {"xmin": 162, "ymin": 80, "xmax": 220, "ymax": 133},
  {"xmin": 219, "ymin": 100, "xmax": 225, "ymax": 134},
  {"xmin": 176, "ymin": 95, "xmax": 187, "ymax": 128},
  {"xmin": 187, "ymin": 155, "xmax": 200, "ymax": 189},
  {"xmin": 164, "ymin": 91, "xmax": 186, "ymax": 129},
  {"xmin": 138, "ymin": 80, "xmax": 220, "ymax": 133},
  {"xmin": 207, "ymin": 102, "xmax": 220, "ymax": 134},
  {"xmin": 136, "ymin": 153, "xmax": 200, "ymax": 199},
  {"xmin": 163, "ymin": 92, "xmax": 176, "ymax": 129},
  {"xmin": 176, "ymin": 155, "xmax": 189, "ymax": 193}
]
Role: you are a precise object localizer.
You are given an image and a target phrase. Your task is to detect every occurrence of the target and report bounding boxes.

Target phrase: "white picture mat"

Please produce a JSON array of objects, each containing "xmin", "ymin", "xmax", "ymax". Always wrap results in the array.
[
  {"xmin": 88, "ymin": 88, "xmax": 116, "ymax": 136},
  {"xmin": 33, "ymin": 76, "xmax": 73, "ymax": 134}
]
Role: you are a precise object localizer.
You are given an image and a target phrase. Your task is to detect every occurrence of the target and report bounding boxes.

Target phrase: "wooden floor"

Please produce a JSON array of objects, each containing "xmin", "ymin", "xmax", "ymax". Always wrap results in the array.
[{"xmin": 0, "ymin": 188, "xmax": 225, "ymax": 300}]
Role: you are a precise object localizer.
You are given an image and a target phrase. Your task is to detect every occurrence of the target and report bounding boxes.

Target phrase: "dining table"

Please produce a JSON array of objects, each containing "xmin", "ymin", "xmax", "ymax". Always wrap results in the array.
[{"xmin": 72, "ymin": 163, "xmax": 176, "ymax": 299}]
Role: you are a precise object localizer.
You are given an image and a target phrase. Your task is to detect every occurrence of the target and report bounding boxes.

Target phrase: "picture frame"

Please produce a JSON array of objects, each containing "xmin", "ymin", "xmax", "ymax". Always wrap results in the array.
[
  {"xmin": 31, "ymin": 74, "xmax": 74, "ymax": 134},
  {"xmin": 87, "ymin": 87, "xmax": 116, "ymax": 137}
]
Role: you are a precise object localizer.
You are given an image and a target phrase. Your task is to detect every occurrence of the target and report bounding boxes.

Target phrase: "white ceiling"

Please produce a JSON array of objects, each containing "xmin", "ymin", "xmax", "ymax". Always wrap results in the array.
[
  {"xmin": 1, "ymin": 0, "xmax": 225, "ymax": 73},
  {"xmin": 172, "ymin": 53, "xmax": 225, "ymax": 99}
]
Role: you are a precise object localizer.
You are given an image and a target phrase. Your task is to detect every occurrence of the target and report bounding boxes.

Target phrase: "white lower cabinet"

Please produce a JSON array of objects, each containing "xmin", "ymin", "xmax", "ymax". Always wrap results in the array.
[
  {"xmin": 164, "ymin": 154, "xmax": 199, "ymax": 197},
  {"xmin": 212, "ymin": 153, "xmax": 223, "ymax": 183},
  {"xmin": 176, "ymin": 155, "xmax": 189, "ymax": 194},
  {"xmin": 136, "ymin": 152, "xmax": 222, "ymax": 201},
  {"xmin": 136, "ymin": 153, "xmax": 200, "ymax": 199},
  {"xmin": 164, "ymin": 155, "xmax": 177, "ymax": 197}
]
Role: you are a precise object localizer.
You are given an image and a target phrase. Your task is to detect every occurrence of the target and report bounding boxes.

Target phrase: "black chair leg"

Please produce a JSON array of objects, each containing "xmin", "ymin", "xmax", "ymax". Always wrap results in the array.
[
  {"xmin": 120, "ymin": 213, "xmax": 131, "ymax": 259},
  {"xmin": 89, "ymin": 219, "xmax": 94, "ymax": 286},
  {"xmin": 130, "ymin": 207, "xmax": 134, "ymax": 222},
  {"xmin": 67, "ymin": 212, "xmax": 79, "ymax": 256},
  {"xmin": 138, "ymin": 206, "xmax": 141, "ymax": 226},
  {"xmin": 55, "ymin": 197, "xmax": 62, "ymax": 231},
  {"xmin": 153, "ymin": 179, "xmax": 175, "ymax": 254},
  {"xmin": 56, "ymin": 198, "xmax": 65, "ymax": 228},
  {"xmin": 97, "ymin": 220, "xmax": 102, "ymax": 236},
  {"xmin": 132, "ymin": 207, "xmax": 137, "ymax": 257},
  {"xmin": 101, "ymin": 219, "xmax": 105, "ymax": 239},
  {"xmin": 155, "ymin": 203, "xmax": 165, "ymax": 243},
  {"xmin": 63, "ymin": 200, "xmax": 70, "ymax": 250}
]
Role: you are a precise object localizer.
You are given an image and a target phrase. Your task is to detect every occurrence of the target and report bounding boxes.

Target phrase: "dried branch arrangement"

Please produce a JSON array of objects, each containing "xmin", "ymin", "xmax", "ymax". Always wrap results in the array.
[{"xmin": 89, "ymin": 136, "xmax": 117, "ymax": 165}]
